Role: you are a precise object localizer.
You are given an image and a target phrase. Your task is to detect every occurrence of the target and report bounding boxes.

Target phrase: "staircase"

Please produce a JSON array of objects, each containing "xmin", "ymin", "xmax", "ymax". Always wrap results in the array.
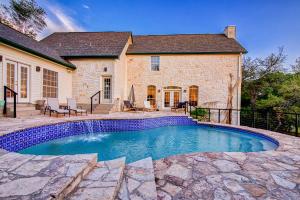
[
  {"xmin": 66, "ymin": 157, "xmax": 158, "ymax": 200},
  {"xmin": 6, "ymin": 103, "xmax": 40, "ymax": 117},
  {"xmin": 92, "ymin": 104, "xmax": 115, "ymax": 114}
]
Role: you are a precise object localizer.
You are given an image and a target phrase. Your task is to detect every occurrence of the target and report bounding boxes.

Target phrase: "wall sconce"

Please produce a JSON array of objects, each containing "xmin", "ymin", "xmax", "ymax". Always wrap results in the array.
[
  {"xmin": 0, "ymin": 55, "xmax": 2, "ymax": 62},
  {"xmin": 104, "ymin": 67, "xmax": 107, "ymax": 72},
  {"xmin": 36, "ymin": 66, "xmax": 41, "ymax": 72},
  {"xmin": 183, "ymin": 90, "xmax": 187, "ymax": 93},
  {"xmin": 158, "ymin": 89, "xmax": 161, "ymax": 93}
]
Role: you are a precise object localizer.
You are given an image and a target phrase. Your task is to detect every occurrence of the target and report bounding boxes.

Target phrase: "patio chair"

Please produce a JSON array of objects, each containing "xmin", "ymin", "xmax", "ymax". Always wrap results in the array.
[
  {"xmin": 123, "ymin": 100, "xmax": 137, "ymax": 111},
  {"xmin": 143, "ymin": 100, "xmax": 156, "ymax": 112},
  {"xmin": 171, "ymin": 101, "xmax": 186, "ymax": 112},
  {"xmin": 67, "ymin": 98, "xmax": 87, "ymax": 116},
  {"xmin": 44, "ymin": 98, "xmax": 70, "ymax": 117}
]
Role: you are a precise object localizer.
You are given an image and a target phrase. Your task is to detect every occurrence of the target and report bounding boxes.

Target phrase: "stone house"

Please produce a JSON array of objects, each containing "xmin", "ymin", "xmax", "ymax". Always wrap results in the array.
[{"xmin": 0, "ymin": 22, "xmax": 246, "ymax": 115}]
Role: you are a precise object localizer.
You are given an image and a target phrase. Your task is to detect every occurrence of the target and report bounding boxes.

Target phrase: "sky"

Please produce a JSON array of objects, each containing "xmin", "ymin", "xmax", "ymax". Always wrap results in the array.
[{"xmin": 11, "ymin": 0, "xmax": 300, "ymax": 65}]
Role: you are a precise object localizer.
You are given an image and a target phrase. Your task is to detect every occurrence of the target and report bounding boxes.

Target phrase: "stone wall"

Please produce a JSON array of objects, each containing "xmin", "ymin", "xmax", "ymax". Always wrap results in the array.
[
  {"xmin": 69, "ymin": 58, "xmax": 115, "ymax": 104},
  {"xmin": 127, "ymin": 54, "xmax": 242, "ymax": 111}
]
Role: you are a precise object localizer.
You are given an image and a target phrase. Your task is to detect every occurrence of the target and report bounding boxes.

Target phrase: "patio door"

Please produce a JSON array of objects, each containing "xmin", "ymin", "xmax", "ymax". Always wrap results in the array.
[
  {"xmin": 102, "ymin": 76, "xmax": 112, "ymax": 103},
  {"xmin": 5, "ymin": 61, "xmax": 30, "ymax": 103},
  {"xmin": 18, "ymin": 64, "xmax": 30, "ymax": 102},
  {"xmin": 164, "ymin": 90, "xmax": 181, "ymax": 109}
]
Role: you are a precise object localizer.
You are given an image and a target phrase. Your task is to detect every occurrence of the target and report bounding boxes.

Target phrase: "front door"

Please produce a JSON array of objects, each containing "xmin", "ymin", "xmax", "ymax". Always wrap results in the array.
[
  {"xmin": 5, "ymin": 61, "xmax": 30, "ymax": 103},
  {"xmin": 102, "ymin": 77, "xmax": 112, "ymax": 103},
  {"xmin": 164, "ymin": 90, "xmax": 181, "ymax": 109}
]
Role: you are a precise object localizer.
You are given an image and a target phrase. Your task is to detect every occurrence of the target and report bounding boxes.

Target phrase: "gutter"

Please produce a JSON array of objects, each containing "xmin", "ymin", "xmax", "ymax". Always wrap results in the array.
[{"xmin": 0, "ymin": 37, "xmax": 76, "ymax": 69}]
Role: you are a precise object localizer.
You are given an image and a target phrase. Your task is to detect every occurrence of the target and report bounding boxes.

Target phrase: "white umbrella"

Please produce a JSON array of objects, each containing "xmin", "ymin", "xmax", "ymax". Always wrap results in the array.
[{"xmin": 128, "ymin": 85, "xmax": 135, "ymax": 105}]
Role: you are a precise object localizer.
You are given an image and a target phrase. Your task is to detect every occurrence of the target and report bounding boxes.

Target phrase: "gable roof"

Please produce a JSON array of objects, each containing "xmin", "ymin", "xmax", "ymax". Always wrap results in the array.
[
  {"xmin": 127, "ymin": 34, "xmax": 247, "ymax": 54},
  {"xmin": 0, "ymin": 23, "xmax": 75, "ymax": 69},
  {"xmin": 40, "ymin": 32, "xmax": 132, "ymax": 58}
]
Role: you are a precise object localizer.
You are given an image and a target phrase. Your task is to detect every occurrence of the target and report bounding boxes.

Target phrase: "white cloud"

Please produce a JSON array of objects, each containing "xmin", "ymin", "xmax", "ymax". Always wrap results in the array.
[
  {"xmin": 38, "ymin": 4, "xmax": 85, "ymax": 40},
  {"xmin": 83, "ymin": 4, "xmax": 90, "ymax": 9}
]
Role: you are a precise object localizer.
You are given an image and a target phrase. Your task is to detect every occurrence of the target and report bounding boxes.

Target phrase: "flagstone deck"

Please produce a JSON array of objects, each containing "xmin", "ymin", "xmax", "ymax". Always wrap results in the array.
[{"xmin": 0, "ymin": 112, "xmax": 299, "ymax": 199}]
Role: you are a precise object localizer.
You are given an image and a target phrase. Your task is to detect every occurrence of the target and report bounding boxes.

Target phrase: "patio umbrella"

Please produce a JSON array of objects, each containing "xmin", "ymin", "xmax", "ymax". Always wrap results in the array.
[{"xmin": 128, "ymin": 85, "xmax": 135, "ymax": 105}]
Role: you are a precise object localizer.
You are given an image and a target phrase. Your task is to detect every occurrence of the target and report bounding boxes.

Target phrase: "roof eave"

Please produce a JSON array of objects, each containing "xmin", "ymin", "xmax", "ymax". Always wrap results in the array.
[
  {"xmin": 0, "ymin": 37, "xmax": 76, "ymax": 69},
  {"xmin": 62, "ymin": 55, "xmax": 119, "ymax": 59},
  {"xmin": 126, "ymin": 51, "xmax": 247, "ymax": 55}
]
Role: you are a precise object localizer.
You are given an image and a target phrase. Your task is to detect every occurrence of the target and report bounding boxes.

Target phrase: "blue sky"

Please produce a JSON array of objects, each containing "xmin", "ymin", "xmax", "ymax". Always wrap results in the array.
[{"xmin": 35, "ymin": 0, "xmax": 300, "ymax": 65}]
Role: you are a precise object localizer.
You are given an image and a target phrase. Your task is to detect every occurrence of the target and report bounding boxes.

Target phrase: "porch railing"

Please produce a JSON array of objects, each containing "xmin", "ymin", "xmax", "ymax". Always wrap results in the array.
[
  {"xmin": 3, "ymin": 86, "xmax": 18, "ymax": 118},
  {"xmin": 187, "ymin": 105, "xmax": 300, "ymax": 137},
  {"xmin": 90, "ymin": 91, "xmax": 101, "ymax": 114}
]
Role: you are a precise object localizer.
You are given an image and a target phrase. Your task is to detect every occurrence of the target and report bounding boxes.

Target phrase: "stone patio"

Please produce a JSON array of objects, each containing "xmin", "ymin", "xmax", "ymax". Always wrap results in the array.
[{"xmin": 0, "ymin": 112, "xmax": 299, "ymax": 199}]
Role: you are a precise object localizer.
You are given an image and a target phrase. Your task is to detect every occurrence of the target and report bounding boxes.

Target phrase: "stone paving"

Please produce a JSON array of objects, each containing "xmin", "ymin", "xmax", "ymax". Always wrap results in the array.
[
  {"xmin": 118, "ymin": 157, "xmax": 157, "ymax": 200},
  {"xmin": 68, "ymin": 157, "xmax": 126, "ymax": 200},
  {"xmin": 0, "ymin": 149, "xmax": 97, "ymax": 199},
  {"xmin": 0, "ymin": 113, "xmax": 300, "ymax": 199},
  {"xmin": 154, "ymin": 123, "xmax": 300, "ymax": 200}
]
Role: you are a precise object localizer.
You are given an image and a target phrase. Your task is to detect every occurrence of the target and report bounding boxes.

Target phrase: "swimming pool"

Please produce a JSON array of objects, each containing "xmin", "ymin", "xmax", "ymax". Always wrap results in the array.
[
  {"xmin": 0, "ymin": 117, "xmax": 278, "ymax": 163},
  {"xmin": 19, "ymin": 125, "xmax": 277, "ymax": 163}
]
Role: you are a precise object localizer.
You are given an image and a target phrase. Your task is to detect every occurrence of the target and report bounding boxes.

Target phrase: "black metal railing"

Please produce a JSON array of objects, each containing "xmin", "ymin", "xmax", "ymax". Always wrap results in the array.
[
  {"xmin": 3, "ymin": 86, "xmax": 18, "ymax": 118},
  {"xmin": 90, "ymin": 91, "xmax": 101, "ymax": 114},
  {"xmin": 188, "ymin": 105, "xmax": 300, "ymax": 137}
]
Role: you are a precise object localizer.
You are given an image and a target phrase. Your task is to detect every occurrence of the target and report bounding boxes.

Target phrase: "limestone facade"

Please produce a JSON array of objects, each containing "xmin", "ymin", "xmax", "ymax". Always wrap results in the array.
[{"xmin": 127, "ymin": 54, "xmax": 242, "ymax": 110}]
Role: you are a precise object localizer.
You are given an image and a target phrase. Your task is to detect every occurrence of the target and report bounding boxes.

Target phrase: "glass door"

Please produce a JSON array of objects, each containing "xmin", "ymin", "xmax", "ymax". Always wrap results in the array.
[
  {"xmin": 164, "ymin": 90, "xmax": 181, "ymax": 109},
  {"xmin": 164, "ymin": 91, "xmax": 170, "ymax": 107},
  {"xmin": 173, "ymin": 91, "xmax": 180, "ymax": 107},
  {"xmin": 18, "ymin": 64, "xmax": 29, "ymax": 102},
  {"xmin": 102, "ymin": 77, "xmax": 112, "ymax": 103},
  {"xmin": 5, "ymin": 61, "xmax": 17, "ymax": 102}
]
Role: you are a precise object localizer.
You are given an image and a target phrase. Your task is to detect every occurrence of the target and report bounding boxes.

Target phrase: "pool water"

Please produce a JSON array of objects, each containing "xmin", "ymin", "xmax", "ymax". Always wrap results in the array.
[{"xmin": 19, "ymin": 125, "xmax": 277, "ymax": 163}]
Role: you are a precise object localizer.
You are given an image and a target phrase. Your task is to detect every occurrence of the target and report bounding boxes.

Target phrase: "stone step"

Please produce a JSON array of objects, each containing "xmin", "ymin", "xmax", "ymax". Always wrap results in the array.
[
  {"xmin": 117, "ymin": 157, "xmax": 158, "ymax": 200},
  {"xmin": 92, "ymin": 110, "xmax": 111, "ymax": 114},
  {"xmin": 7, "ymin": 110, "xmax": 41, "ymax": 117},
  {"xmin": 68, "ymin": 157, "xmax": 126, "ymax": 200},
  {"xmin": 7, "ymin": 106, "xmax": 36, "ymax": 111},
  {"xmin": 95, "ymin": 105, "xmax": 114, "ymax": 110},
  {"xmin": 0, "ymin": 152, "xmax": 97, "ymax": 200},
  {"xmin": 7, "ymin": 103, "xmax": 36, "ymax": 108},
  {"xmin": 91, "ymin": 104, "xmax": 114, "ymax": 114}
]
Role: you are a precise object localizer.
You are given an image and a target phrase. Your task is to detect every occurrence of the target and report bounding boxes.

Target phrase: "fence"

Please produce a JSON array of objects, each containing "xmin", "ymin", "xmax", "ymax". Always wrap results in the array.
[{"xmin": 188, "ymin": 106, "xmax": 300, "ymax": 137}]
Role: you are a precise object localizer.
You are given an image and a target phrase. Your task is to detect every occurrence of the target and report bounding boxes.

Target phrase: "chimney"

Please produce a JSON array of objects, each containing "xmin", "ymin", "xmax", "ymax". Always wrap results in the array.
[{"xmin": 224, "ymin": 25, "xmax": 236, "ymax": 39}]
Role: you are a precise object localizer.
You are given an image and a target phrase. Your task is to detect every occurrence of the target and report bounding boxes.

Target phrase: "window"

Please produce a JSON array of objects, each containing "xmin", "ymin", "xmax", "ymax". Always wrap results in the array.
[
  {"xmin": 151, "ymin": 56, "xmax": 160, "ymax": 71},
  {"xmin": 43, "ymin": 68, "xmax": 58, "ymax": 98},
  {"xmin": 147, "ymin": 85, "xmax": 156, "ymax": 106},
  {"xmin": 189, "ymin": 85, "xmax": 198, "ymax": 106}
]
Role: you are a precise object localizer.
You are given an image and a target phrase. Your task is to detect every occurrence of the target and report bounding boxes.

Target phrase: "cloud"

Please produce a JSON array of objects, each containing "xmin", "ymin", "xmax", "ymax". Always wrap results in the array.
[
  {"xmin": 83, "ymin": 4, "xmax": 90, "ymax": 9},
  {"xmin": 38, "ymin": 4, "xmax": 85, "ymax": 40}
]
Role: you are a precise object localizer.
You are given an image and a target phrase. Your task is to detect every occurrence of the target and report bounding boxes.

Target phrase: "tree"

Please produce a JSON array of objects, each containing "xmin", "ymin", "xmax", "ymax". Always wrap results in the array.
[
  {"xmin": 0, "ymin": 0, "xmax": 46, "ymax": 39},
  {"xmin": 291, "ymin": 57, "xmax": 300, "ymax": 73},
  {"xmin": 242, "ymin": 47, "xmax": 286, "ymax": 109}
]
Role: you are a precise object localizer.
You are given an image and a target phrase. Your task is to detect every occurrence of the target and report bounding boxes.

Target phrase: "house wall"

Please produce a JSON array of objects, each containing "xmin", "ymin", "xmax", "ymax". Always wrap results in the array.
[
  {"xmin": 114, "ymin": 37, "xmax": 132, "ymax": 107},
  {"xmin": 0, "ymin": 43, "xmax": 73, "ymax": 104},
  {"xmin": 69, "ymin": 37, "xmax": 132, "ymax": 109},
  {"xmin": 127, "ymin": 54, "xmax": 242, "ymax": 111},
  {"xmin": 68, "ymin": 58, "xmax": 115, "ymax": 105}
]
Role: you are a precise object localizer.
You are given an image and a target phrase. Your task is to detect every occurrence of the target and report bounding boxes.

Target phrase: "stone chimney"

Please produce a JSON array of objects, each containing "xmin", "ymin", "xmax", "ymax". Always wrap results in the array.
[{"xmin": 224, "ymin": 25, "xmax": 236, "ymax": 39}]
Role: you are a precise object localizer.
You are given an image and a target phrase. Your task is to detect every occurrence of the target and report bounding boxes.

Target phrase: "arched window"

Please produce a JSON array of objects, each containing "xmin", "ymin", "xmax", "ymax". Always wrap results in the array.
[
  {"xmin": 147, "ymin": 85, "xmax": 156, "ymax": 106},
  {"xmin": 189, "ymin": 85, "xmax": 198, "ymax": 106}
]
